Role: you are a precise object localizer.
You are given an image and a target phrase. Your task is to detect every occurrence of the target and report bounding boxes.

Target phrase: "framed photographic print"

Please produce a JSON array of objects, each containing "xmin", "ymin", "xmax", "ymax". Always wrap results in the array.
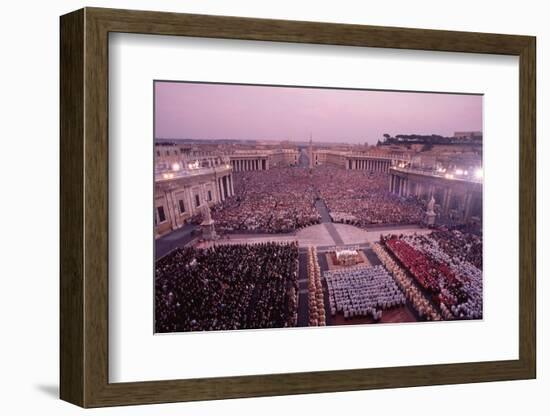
[{"xmin": 60, "ymin": 7, "xmax": 536, "ymax": 408}]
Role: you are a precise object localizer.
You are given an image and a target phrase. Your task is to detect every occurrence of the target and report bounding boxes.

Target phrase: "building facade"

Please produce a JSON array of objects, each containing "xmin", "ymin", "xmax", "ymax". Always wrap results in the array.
[
  {"xmin": 155, "ymin": 165, "xmax": 234, "ymax": 238},
  {"xmin": 229, "ymin": 149, "xmax": 299, "ymax": 172},
  {"xmin": 389, "ymin": 166, "xmax": 482, "ymax": 222},
  {"xmin": 314, "ymin": 149, "xmax": 410, "ymax": 172}
]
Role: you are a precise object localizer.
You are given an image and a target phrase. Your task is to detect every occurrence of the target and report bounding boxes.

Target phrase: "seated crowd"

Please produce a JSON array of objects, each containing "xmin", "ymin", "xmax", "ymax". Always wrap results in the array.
[
  {"xmin": 372, "ymin": 243, "xmax": 442, "ymax": 321},
  {"xmin": 155, "ymin": 242, "xmax": 299, "ymax": 332},
  {"xmin": 401, "ymin": 231, "xmax": 482, "ymax": 320},
  {"xmin": 209, "ymin": 165, "xmax": 425, "ymax": 234},
  {"xmin": 311, "ymin": 166, "xmax": 425, "ymax": 226},
  {"xmin": 307, "ymin": 246, "xmax": 326, "ymax": 326},
  {"xmin": 381, "ymin": 230, "xmax": 482, "ymax": 320},
  {"xmin": 212, "ymin": 167, "xmax": 320, "ymax": 233},
  {"xmin": 430, "ymin": 229, "xmax": 483, "ymax": 270},
  {"xmin": 324, "ymin": 265, "xmax": 406, "ymax": 321}
]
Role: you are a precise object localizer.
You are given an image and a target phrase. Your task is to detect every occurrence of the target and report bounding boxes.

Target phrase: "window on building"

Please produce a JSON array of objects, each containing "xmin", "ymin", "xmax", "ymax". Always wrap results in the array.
[
  {"xmin": 195, "ymin": 195, "xmax": 200, "ymax": 207},
  {"xmin": 156, "ymin": 150, "xmax": 160, "ymax": 157},
  {"xmin": 207, "ymin": 190, "xmax": 212, "ymax": 201},
  {"xmin": 166, "ymin": 150, "xmax": 170, "ymax": 156},
  {"xmin": 178, "ymin": 199, "xmax": 185, "ymax": 214},
  {"xmin": 157, "ymin": 206, "xmax": 166, "ymax": 223}
]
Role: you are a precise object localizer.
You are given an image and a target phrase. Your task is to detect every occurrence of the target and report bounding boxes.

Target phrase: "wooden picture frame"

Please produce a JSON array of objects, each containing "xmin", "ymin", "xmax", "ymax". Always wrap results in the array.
[{"xmin": 60, "ymin": 7, "xmax": 536, "ymax": 408}]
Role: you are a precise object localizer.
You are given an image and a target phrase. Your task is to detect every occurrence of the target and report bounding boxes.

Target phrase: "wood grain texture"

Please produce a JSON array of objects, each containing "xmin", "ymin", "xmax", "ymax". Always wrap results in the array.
[
  {"xmin": 518, "ymin": 38, "xmax": 536, "ymax": 376},
  {"xmin": 59, "ymin": 8, "xmax": 84, "ymax": 407},
  {"xmin": 59, "ymin": 7, "xmax": 537, "ymax": 408}
]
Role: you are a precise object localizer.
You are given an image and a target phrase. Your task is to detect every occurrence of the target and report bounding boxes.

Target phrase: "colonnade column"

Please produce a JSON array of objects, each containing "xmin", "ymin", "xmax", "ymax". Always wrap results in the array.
[
  {"xmin": 218, "ymin": 178, "xmax": 224, "ymax": 201},
  {"xmin": 405, "ymin": 179, "xmax": 412, "ymax": 197},
  {"xmin": 229, "ymin": 174, "xmax": 234, "ymax": 196},
  {"xmin": 463, "ymin": 192, "xmax": 473, "ymax": 220},
  {"xmin": 442, "ymin": 188, "xmax": 452, "ymax": 214},
  {"xmin": 165, "ymin": 191, "xmax": 178, "ymax": 230}
]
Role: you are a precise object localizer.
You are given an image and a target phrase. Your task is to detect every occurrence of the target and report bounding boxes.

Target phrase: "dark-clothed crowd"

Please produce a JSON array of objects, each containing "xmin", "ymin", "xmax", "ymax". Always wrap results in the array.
[{"xmin": 155, "ymin": 242, "xmax": 299, "ymax": 332}]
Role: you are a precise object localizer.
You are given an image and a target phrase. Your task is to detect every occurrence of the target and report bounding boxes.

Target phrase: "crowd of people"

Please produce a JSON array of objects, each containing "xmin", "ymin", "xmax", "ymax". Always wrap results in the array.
[
  {"xmin": 155, "ymin": 242, "xmax": 299, "ymax": 332},
  {"xmin": 324, "ymin": 265, "xmax": 407, "ymax": 321},
  {"xmin": 372, "ymin": 242, "xmax": 442, "ymax": 321},
  {"xmin": 307, "ymin": 246, "xmax": 326, "ymax": 326},
  {"xmin": 401, "ymin": 231, "xmax": 483, "ymax": 320},
  {"xmin": 211, "ymin": 167, "xmax": 320, "ymax": 233},
  {"xmin": 311, "ymin": 167, "xmax": 425, "ymax": 226},
  {"xmin": 208, "ymin": 165, "xmax": 426, "ymax": 234},
  {"xmin": 430, "ymin": 229, "xmax": 483, "ymax": 270},
  {"xmin": 381, "ymin": 230, "xmax": 483, "ymax": 320}
]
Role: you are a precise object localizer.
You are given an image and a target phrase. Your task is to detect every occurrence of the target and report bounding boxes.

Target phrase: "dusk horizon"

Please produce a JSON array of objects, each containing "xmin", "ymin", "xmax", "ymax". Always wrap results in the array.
[{"xmin": 154, "ymin": 81, "xmax": 483, "ymax": 145}]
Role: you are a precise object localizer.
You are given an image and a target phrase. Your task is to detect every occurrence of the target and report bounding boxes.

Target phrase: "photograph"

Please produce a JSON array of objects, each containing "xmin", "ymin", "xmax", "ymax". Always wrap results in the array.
[{"xmin": 153, "ymin": 81, "xmax": 484, "ymax": 333}]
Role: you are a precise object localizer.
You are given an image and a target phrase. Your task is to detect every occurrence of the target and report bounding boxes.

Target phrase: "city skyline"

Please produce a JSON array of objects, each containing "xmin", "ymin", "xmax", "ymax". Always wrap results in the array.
[{"xmin": 155, "ymin": 81, "xmax": 483, "ymax": 145}]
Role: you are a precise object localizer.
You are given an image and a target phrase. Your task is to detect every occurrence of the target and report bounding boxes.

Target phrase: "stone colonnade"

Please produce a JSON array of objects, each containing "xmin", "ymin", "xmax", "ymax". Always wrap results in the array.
[
  {"xmin": 346, "ymin": 158, "xmax": 392, "ymax": 173},
  {"xmin": 389, "ymin": 170, "xmax": 481, "ymax": 221},
  {"xmin": 231, "ymin": 158, "xmax": 269, "ymax": 172}
]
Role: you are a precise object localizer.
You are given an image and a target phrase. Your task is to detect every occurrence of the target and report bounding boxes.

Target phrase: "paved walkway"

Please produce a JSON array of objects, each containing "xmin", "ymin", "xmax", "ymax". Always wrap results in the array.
[
  {"xmin": 324, "ymin": 223, "xmax": 344, "ymax": 245},
  {"xmin": 198, "ymin": 223, "xmax": 429, "ymax": 249},
  {"xmin": 314, "ymin": 198, "xmax": 345, "ymax": 245},
  {"xmin": 315, "ymin": 199, "xmax": 332, "ymax": 223},
  {"xmin": 155, "ymin": 223, "xmax": 197, "ymax": 259},
  {"xmin": 363, "ymin": 248, "xmax": 383, "ymax": 266},
  {"xmin": 298, "ymin": 148, "xmax": 310, "ymax": 168}
]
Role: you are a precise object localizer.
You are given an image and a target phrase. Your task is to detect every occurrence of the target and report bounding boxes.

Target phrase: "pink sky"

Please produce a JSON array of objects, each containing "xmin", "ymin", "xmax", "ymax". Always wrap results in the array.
[{"xmin": 154, "ymin": 81, "xmax": 482, "ymax": 144}]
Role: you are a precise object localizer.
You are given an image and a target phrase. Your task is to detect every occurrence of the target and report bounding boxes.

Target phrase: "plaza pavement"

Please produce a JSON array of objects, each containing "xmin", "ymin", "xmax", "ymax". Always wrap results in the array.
[{"xmin": 199, "ymin": 223, "xmax": 430, "ymax": 250}]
